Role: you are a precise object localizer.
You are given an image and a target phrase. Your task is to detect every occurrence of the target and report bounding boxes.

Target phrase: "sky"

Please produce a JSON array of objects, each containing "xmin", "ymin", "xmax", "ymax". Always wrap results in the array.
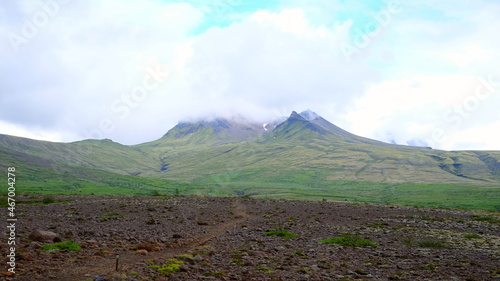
[{"xmin": 1, "ymin": 0, "xmax": 499, "ymax": 150}]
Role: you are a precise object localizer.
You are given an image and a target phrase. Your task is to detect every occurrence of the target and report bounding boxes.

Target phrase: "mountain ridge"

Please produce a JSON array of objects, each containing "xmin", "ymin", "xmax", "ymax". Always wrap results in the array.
[{"xmin": 1, "ymin": 110, "xmax": 500, "ymax": 208}]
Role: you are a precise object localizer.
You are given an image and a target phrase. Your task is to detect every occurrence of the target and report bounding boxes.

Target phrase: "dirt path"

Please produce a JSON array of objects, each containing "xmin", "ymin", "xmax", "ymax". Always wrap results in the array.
[{"xmin": 47, "ymin": 199, "xmax": 252, "ymax": 281}]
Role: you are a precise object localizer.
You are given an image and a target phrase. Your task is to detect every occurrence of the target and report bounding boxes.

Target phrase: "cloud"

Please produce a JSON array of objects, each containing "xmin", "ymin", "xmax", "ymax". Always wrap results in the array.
[
  {"xmin": 344, "ymin": 75, "xmax": 500, "ymax": 150},
  {"xmin": 0, "ymin": 0, "xmax": 499, "ymax": 149},
  {"xmin": 177, "ymin": 8, "xmax": 379, "ymax": 120},
  {"xmin": 0, "ymin": 0, "xmax": 203, "ymax": 143}
]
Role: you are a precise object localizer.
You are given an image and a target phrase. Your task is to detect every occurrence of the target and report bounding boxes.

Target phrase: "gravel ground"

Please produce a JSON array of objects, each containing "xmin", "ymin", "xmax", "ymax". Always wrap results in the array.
[{"xmin": 1, "ymin": 194, "xmax": 499, "ymax": 281}]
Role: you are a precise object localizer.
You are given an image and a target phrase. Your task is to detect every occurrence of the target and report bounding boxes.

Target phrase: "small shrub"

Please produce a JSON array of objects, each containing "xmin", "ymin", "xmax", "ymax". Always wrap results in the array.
[
  {"xmin": 492, "ymin": 268, "xmax": 500, "ymax": 277},
  {"xmin": 205, "ymin": 271, "xmax": 227, "ymax": 276},
  {"xmin": 150, "ymin": 190, "xmax": 162, "ymax": 196},
  {"xmin": 256, "ymin": 266, "xmax": 273, "ymax": 274},
  {"xmin": 423, "ymin": 263, "xmax": 438, "ymax": 271},
  {"xmin": 294, "ymin": 266, "xmax": 312, "ymax": 274},
  {"xmin": 41, "ymin": 241, "xmax": 81, "ymax": 251},
  {"xmin": 401, "ymin": 237, "xmax": 417, "ymax": 246},
  {"xmin": 470, "ymin": 215, "xmax": 499, "ymax": 223},
  {"xmin": 229, "ymin": 257, "xmax": 244, "ymax": 266},
  {"xmin": 149, "ymin": 259, "xmax": 183, "ymax": 275},
  {"xmin": 389, "ymin": 271, "xmax": 409, "ymax": 280},
  {"xmin": 292, "ymin": 250, "xmax": 308, "ymax": 258},
  {"xmin": 421, "ymin": 216, "xmax": 442, "ymax": 222},
  {"xmin": 463, "ymin": 233, "xmax": 481, "ymax": 239},
  {"xmin": 265, "ymin": 230, "xmax": 297, "ymax": 239},
  {"xmin": 145, "ymin": 218, "xmax": 159, "ymax": 225},
  {"xmin": 354, "ymin": 268, "xmax": 368, "ymax": 275},
  {"xmin": 42, "ymin": 196, "xmax": 55, "ymax": 204},
  {"xmin": 321, "ymin": 234, "xmax": 378, "ymax": 247}
]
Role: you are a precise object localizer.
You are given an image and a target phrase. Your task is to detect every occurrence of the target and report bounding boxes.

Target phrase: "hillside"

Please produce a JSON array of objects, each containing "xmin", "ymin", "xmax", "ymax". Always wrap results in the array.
[
  {"xmin": 136, "ymin": 111, "xmax": 500, "ymax": 185},
  {"xmin": 1, "ymin": 110, "xmax": 499, "ymax": 210}
]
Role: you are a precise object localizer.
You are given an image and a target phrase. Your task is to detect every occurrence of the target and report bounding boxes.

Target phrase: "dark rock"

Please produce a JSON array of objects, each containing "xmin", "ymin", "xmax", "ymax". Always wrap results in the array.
[{"xmin": 173, "ymin": 233, "xmax": 182, "ymax": 239}]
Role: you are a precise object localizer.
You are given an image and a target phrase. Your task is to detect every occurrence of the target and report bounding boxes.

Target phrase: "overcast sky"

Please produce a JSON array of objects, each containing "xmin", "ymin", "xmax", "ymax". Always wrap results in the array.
[{"xmin": 1, "ymin": 0, "xmax": 499, "ymax": 150}]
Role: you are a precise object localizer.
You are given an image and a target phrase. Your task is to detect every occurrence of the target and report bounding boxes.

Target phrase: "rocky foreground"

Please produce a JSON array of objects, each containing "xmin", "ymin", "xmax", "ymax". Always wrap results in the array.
[{"xmin": 1, "ymin": 194, "xmax": 499, "ymax": 281}]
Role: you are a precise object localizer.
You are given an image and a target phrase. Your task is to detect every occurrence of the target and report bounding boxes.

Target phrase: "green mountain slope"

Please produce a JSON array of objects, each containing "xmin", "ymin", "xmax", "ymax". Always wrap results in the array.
[
  {"xmin": 0, "ymin": 135, "xmax": 157, "ymax": 175},
  {"xmin": 136, "ymin": 111, "xmax": 500, "ymax": 186},
  {"xmin": 1, "ymin": 110, "xmax": 499, "ymax": 210}
]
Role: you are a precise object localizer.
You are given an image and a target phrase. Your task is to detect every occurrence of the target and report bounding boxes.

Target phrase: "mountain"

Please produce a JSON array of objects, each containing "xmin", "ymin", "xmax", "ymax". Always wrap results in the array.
[
  {"xmin": 1, "ymin": 110, "xmax": 499, "ymax": 210},
  {"xmin": 159, "ymin": 118, "xmax": 278, "ymax": 145},
  {"xmin": 265, "ymin": 110, "xmax": 391, "ymax": 146}
]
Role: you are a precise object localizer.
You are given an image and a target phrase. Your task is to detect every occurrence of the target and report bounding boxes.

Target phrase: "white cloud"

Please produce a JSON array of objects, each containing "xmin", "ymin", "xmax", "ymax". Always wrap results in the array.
[
  {"xmin": 0, "ymin": 0, "xmax": 204, "ymax": 143},
  {"xmin": 0, "ymin": 120, "xmax": 78, "ymax": 143},
  {"xmin": 344, "ymin": 75, "xmax": 500, "ymax": 150},
  {"xmin": 0, "ymin": 0, "xmax": 499, "ymax": 150}
]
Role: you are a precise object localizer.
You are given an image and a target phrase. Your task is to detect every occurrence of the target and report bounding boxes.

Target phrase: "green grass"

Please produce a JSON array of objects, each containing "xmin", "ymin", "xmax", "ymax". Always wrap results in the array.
[
  {"xmin": 265, "ymin": 230, "xmax": 298, "ymax": 239},
  {"xmin": 149, "ymin": 259, "xmax": 183, "ymax": 275},
  {"xmin": 320, "ymin": 234, "xmax": 378, "ymax": 247},
  {"xmin": 470, "ymin": 214, "xmax": 499, "ymax": 223},
  {"xmin": 41, "ymin": 241, "xmax": 81, "ymax": 251},
  {"xmin": 11, "ymin": 177, "xmax": 500, "ymax": 211}
]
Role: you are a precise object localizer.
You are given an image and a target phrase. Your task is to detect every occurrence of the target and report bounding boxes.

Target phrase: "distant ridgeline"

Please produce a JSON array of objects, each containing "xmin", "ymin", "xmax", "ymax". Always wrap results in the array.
[{"xmin": 1, "ymin": 110, "xmax": 499, "ymax": 210}]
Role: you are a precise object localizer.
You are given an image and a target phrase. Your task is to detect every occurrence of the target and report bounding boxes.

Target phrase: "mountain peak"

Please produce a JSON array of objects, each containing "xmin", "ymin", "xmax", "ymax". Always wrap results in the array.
[
  {"xmin": 288, "ymin": 111, "xmax": 306, "ymax": 120},
  {"xmin": 299, "ymin": 110, "xmax": 320, "ymax": 121}
]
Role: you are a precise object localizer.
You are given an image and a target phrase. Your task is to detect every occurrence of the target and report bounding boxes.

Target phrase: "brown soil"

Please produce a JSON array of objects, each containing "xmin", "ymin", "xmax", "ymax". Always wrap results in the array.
[{"xmin": 1, "ymin": 194, "xmax": 499, "ymax": 281}]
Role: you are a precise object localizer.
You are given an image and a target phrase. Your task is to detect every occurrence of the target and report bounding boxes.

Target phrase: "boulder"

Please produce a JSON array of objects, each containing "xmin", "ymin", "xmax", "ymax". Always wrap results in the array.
[
  {"xmin": 28, "ymin": 230, "xmax": 59, "ymax": 242},
  {"xmin": 135, "ymin": 249, "xmax": 148, "ymax": 255}
]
